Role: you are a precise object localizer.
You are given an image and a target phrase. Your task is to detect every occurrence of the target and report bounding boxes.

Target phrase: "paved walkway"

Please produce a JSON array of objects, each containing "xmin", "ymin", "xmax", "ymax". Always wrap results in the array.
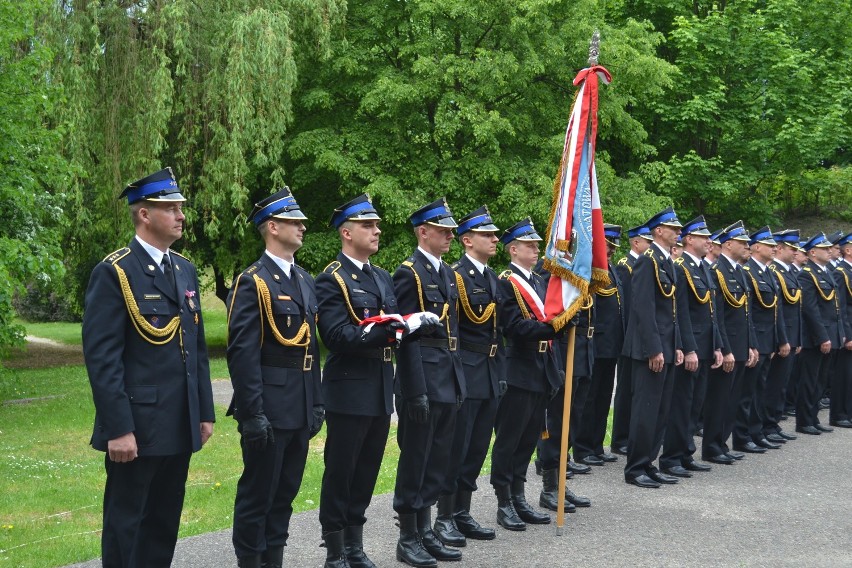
[{"xmin": 67, "ymin": 410, "xmax": 852, "ymax": 568}]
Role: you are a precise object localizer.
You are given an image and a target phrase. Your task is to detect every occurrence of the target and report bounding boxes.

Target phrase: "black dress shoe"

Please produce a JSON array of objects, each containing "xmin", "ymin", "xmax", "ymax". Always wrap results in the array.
[
  {"xmin": 568, "ymin": 460, "xmax": 592, "ymax": 474},
  {"xmin": 733, "ymin": 442, "xmax": 766, "ymax": 453},
  {"xmin": 785, "ymin": 408, "xmax": 796, "ymax": 416},
  {"xmin": 626, "ymin": 475, "xmax": 660, "ymax": 489},
  {"xmin": 610, "ymin": 445, "xmax": 628, "ymax": 456},
  {"xmin": 778, "ymin": 431, "xmax": 797, "ymax": 440},
  {"xmin": 580, "ymin": 455, "xmax": 605, "ymax": 466},
  {"xmin": 796, "ymin": 425, "xmax": 821, "ymax": 435},
  {"xmin": 683, "ymin": 461, "xmax": 712, "ymax": 472},
  {"xmin": 662, "ymin": 466, "xmax": 693, "ymax": 478},
  {"xmin": 565, "ymin": 489, "xmax": 591, "ymax": 508},
  {"xmin": 815, "ymin": 424, "xmax": 834, "ymax": 433},
  {"xmin": 819, "ymin": 397, "xmax": 830, "ymax": 409},
  {"xmin": 598, "ymin": 452, "xmax": 618, "ymax": 462},
  {"xmin": 646, "ymin": 469, "xmax": 679, "ymax": 484},
  {"xmin": 830, "ymin": 419, "xmax": 852, "ymax": 428},
  {"xmin": 765, "ymin": 433, "xmax": 787, "ymax": 444},
  {"xmin": 726, "ymin": 451, "xmax": 744, "ymax": 460},
  {"xmin": 707, "ymin": 454, "xmax": 734, "ymax": 465},
  {"xmin": 755, "ymin": 438, "xmax": 781, "ymax": 450}
]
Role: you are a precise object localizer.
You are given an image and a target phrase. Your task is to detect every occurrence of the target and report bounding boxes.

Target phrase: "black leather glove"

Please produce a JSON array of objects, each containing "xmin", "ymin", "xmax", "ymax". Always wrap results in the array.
[
  {"xmin": 549, "ymin": 385, "xmax": 561, "ymax": 400},
  {"xmin": 309, "ymin": 405, "xmax": 325, "ymax": 438},
  {"xmin": 498, "ymin": 380, "xmax": 508, "ymax": 397},
  {"xmin": 406, "ymin": 394, "xmax": 430, "ymax": 424},
  {"xmin": 241, "ymin": 413, "xmax": 274, "ymax": 450},
  {"xmin": 417, "ymin": 314, "xmax": 442, "ymax": 336}
]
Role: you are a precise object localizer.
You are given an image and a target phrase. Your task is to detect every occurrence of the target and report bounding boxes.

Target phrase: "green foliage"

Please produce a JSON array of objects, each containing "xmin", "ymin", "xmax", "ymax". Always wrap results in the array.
[
  {"xmin": 0, "ymin": 0, "xmax": 69, "ymax": 355},
  {"xmin": 634, "ymin": 0, "xmax": 852, "ymax": 227},
  {"xmin": 286, "ymin": 0, "xmax": 674, "ymax": 272},
  {"xmin": 51, "ymin": 0, "xmax": 346, "ymax": 308}
]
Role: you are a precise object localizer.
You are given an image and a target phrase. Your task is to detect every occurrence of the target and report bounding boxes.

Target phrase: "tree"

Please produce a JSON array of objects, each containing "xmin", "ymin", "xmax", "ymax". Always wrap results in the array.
[
  {"xmin": 52, "ymin": 0, "xmax": 346, "ymax": 308},
  {"xmin": 283, "ymin": 0, "xmax": 674, "ymax": 272},
  {"xmin": 0, "ymin": 0, "xmax": 68, "ymax": 355},
  {"xmin": 631, "ymin": 0, "xmax": 852, "ymax": 227}
]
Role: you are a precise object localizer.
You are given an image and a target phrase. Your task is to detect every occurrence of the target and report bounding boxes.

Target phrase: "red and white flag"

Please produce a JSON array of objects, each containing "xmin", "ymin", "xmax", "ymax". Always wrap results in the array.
[{"xmin": 542, "ymin": 65, "xmax": 611, "ymax": 331}]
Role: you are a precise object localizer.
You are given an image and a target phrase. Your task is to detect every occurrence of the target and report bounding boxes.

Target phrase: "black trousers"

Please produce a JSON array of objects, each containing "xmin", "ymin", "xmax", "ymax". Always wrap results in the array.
[
  {"xmin": 101, "ymin": 452, "xmax": 191, "ymax": 568},
  {"xmin": 660, "ymin": 360, "xmax": 709, "ymax": 470},
  {"xmin": 796, "ymin": 349, "xmax": 835, "ymax": 429},
  {"xmin": 574, "ymin": 358, "xmax": 618, "ymax": 460},
  {"xmin": 320, "ymin": 412, "xmax": 391, "ymax": 533},
  {"xmin": 702, "ymin": 362, "xmax": 744, "ymax": 459},
  {"xmin": 610, "ymin": 355, "xmax": 632, "ymax": 450},
  {"xmin": 393, "ymin": 399, "xmax": 456, "ymax": 513},
  {"xmin": 233, "ymin": 427, "xmax": 309, "ymax": 557},
  {"xmin": 686, "ymin": 359, "xmax": 709, "ymax": 460},
  {"xmin": 537, "ymin": 376, "xmax": 590, "ymax": 469},
  {"xmin": 784, "ymin": 352, "xmax": 802, "ymax": 411},
  {"xmin": 830, "ymin": 349, "xmax": 852, "ymax": 423},
  {"xmin": 443, "ymin": 397, "xmax": 499, "ymax": 494},
  {"xmin": 765, "ymin": 350, "xmax": 796, "ymax": 434},
  {"xmin": 624, "ymin": 359, "xmax": 675, "ymax": 481},
  {"xmin": 733, "ymin": 354, "xmax": 771, "ymax": 447},
  {"xmin": 491, "ymin": 386, "xmax": 547, "ymax": 488}
]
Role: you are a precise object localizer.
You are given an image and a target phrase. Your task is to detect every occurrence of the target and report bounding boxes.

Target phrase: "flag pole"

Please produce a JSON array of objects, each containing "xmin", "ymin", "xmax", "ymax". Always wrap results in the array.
[
  {"xmin": 555, "ymin": 30, "xmax": 600, "ymax": 536},
  {"xmin": 555, "ymin": 325, "xmax": 577, "ymax": 534}
]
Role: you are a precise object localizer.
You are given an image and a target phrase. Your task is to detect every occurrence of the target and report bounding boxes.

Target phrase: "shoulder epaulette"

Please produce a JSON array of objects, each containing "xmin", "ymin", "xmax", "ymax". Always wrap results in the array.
[
  {"xmin": 743, "ymin": 265, "xmax": 751, "ymax": 271},
  {"xmin": 103, "ymin": 247, "xmax": 131, "ymax": 265},
  {"xmin": 803, "ymin": 266, "xmax": 812, "ymax": 272},
  {"xmin": 171, "ymin": 250, "xmax": 190, "ymax": 260},
  {"xmin": 617, "ymin": 257, "xmax": 628, "ymax": 265},
  {"xmin": 643, "ymin": 248, "xmax": 654, "ymax": 257},
  {"xmin": 450, "ymin": 261, "xmax": 461, "ymax": 270},
  {"xmin": 324, "ymin": 260, "xmax": 342, "ymax": 274},
  {"xmin": 674, "ymin": 257, "xmax": 685, "ymax": 265},
  {"xmin": 837, "ymin": 265, "xmax": 847, "ymax": 272},
  {"xmin": 243, "ymin": 261, "xmax": 262, "ymax": 276},
  {"xmin": 401, "ymin": 256, "xmax": 415, "ymax": 268},
  {"xmin": 498, "ymin": 269, "xmax": 513, "ymax": 280}
]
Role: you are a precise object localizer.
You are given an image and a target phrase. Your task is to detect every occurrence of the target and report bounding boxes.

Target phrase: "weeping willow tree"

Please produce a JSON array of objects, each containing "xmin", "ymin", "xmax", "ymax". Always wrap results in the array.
[{"xmin": 54, "ymin": 0, "xmax": 346, "ymax": 309}]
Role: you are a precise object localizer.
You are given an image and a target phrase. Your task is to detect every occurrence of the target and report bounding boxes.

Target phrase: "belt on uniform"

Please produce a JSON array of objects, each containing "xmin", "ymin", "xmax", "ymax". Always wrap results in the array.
[
  {"xmin": 506, "ymin": 341, "xmax": 549, "ymax": 359},
  {"xmin": 353, "ymin": 347, "xmax": 394, "ymax": 362},
  {"xmin": 576, "ymin": 326, "xmax": 595, "ymax": 339},
  {"xmin": 511, "ymin": 340, "xmax": 549, "ymax": 352},
  {"xmin": 459, "ymin": 340, "xmax": 499, "ymax": 357},
  {"xmin": 420, "ymin": 337, "xmax": 458, "ymax": 351},
  {"xmin": 260, "ymin": 354, "xmax": 314, "ymax": 371}
]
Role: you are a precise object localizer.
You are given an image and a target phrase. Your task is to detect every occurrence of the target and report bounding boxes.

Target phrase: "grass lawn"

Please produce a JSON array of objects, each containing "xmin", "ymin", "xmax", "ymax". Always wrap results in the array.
[
  {"xmin": 2, "ymin": 311, "xmax": 608, "ymax": 567},
  {"xmin": 0, "ymin": 362, "xmax": 401, "ymax": 568}
]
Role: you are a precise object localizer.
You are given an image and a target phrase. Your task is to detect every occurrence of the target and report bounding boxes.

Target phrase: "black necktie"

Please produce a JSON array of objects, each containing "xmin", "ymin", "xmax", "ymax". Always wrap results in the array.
[{"xmin": 162, "ymin": 254, "xmax": 177, "ymax": 297}]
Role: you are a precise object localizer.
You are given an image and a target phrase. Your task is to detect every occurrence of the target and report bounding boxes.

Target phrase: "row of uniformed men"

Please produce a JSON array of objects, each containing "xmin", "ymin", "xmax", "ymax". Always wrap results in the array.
[
  {"xmin": 83, "ymin": 167, "xmax": 591, "ymax": 568},
  {"xmin": 609, "ymin": 208, "xmax": 852, "ymax": 491},
  {"xmin": 82, "ymin": 166, "xmax": 852, "ymax": 568}
]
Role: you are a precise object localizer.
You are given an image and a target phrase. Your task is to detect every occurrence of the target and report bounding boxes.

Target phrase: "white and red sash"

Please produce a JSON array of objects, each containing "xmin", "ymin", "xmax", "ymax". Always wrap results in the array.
[{"xmin": 508, "ymin": 273, "xmax": 546, "ymax": 321}]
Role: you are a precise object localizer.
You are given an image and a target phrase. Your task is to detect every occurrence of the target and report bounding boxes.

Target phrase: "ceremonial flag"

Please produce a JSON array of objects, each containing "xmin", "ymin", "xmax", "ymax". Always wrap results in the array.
[{"xmin": 542, "ymin": 63, "xmax": 611, "ymax": 331}]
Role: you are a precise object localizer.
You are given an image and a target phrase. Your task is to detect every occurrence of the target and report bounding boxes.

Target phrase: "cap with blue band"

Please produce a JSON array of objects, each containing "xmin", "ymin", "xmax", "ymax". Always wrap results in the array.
[
  {"xmin": 250, "ymin": 187, "xmax": 307, "ymax": 226},
  {"xmin": 645, "ymin": 206, "xmax": 682, "ymax": 230},
  {"xmin": 457, "ymin": 206, "xmax": 498, "ymax": 236},
  {"xmin": 802, "ymin": 232, "xmax": 832, "ymax": 251},
  {"xmin": 329, "ymin": 194, "xmax": 381, "ymax": 228},
  {"xmin": 719, "ymin": 220, "xmax": 750, "ymax": 244},
  {"xmin": 627, "ymin": 225, "xmax": 653, "ymax": 241},
  {"xmin": 500, "ymin": 217, "xmax": 542, "ymax": 245},
  {"xmin": 604, "ymin": 223, "xmax": 622, "ymax": 247},
  {"xmin": 119, "ymin": 167, "xmax": 184, "ymax": 204},
  {"xmin": 680, "ymin": 215, "xmax": 711, "ymax": 237},
  {"xmin": 749, "ymin": 226, "xmax": 776, "ymax": 246},
  {"xmin": 409, "ymin": 198, "xmax": 458, "ymax": 228}
]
